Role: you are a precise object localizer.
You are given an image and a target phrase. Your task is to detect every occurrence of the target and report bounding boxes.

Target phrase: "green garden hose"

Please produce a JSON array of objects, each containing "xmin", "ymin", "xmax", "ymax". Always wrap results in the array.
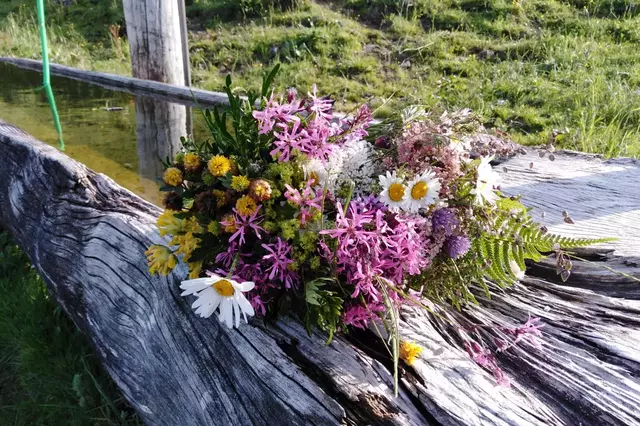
[{"xmin": 37, "ymin": 0, "xmax": 65, "ymax": 150}]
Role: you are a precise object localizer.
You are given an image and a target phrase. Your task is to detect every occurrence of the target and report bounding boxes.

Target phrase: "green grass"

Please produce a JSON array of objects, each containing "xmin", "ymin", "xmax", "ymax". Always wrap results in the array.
[
  {"xmin": 2, "ymin": 0, "xmax": 640, "ymax": 156},
  {"xmin": 0, "ymin": 231, "xmax": 140, "ymax": 425},
  {"xmin": 0, "ymin": 0, "xmax": 129, "ymax": 75}
]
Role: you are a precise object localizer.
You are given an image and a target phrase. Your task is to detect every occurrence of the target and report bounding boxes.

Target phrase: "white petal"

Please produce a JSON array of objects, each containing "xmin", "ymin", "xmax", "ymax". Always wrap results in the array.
[
  {"xmin": 194, "ymin": 299, "xmax": 212, "ymax": 317},
  {"xmin": 232, "ymin": 299, "xmax": 241, "ymax": 328},
  {"xmin": 180, "ymin": 278, "xmax": 212, "ymax": 295},
  {"xmin": 193, "ymin": 289, "xmax": 222, "ymax": 316},
  {"xmin": 239, "ymin": 281, "xmax": 255, "ymax": 292},
  {"xmin": 203, "ymin": 295, "xmax": 223, "ymax": 318},
  {"xmin": 237, "ymin": 293, "xmax": 255, "ymax": 322},
  {"xmin": 219, "ymin": 299, "xmax": 233, "ymax": 329},
  {"xmin": 191, "ymin": 288, "xmax": 213, "ymax": 309}
]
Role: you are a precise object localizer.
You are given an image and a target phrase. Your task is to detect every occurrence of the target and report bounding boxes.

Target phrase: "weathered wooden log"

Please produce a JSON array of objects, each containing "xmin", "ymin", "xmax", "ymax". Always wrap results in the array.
[{"xmin": 0, "ymin": 119, "xmax": 639, "ymax": 426}]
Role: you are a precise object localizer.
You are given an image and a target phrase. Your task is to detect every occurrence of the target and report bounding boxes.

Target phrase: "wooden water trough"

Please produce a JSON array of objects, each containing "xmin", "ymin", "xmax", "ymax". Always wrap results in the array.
[{"xmin": 0, "ymin": 118, "xmax": 639, "ymax": 425}]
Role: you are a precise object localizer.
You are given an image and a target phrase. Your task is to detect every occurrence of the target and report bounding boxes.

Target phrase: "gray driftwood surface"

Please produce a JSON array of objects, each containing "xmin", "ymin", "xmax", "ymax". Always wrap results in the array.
[{"xmin": 0, "ymin": 119, "xmax": 639, "ymax": 426}]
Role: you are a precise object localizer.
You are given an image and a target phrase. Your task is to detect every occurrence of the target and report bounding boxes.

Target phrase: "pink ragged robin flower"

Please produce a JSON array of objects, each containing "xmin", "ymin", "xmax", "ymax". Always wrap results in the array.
[
  {"xmin": 307, "ymin": 84, "xmax": 333, "ymax": 121},
  {"xmin": 284, "ymin": 180, "xmax": 323, "ymax": 225},
  {"xmin": 261, "ymin": 237, "xmax": 299, "ymax": 289},
  {"xmin": 221, "ymin": 206, "xmax": 265, "ymax": 246}
]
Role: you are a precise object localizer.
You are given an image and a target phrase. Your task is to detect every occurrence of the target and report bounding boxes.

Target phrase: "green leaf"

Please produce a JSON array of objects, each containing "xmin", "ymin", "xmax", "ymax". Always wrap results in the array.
[
  {"xmin": 218, "ymin": 173, "xmax": 233, "ymax": 189},
  {"xmin": 304, "ymin": 277, "xmax": 342, "ymax": 344},
  {"xmin": 261, "ymin": 63, "xmax": 281, "ymax": 98},
  {"xmin": 183, "ymin": 198, "xmax": 194, "ymax": 210}
]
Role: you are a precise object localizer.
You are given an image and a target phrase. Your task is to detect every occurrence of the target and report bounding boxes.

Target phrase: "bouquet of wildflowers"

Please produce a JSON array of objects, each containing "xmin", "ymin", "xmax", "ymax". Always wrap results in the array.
[{"xmin": 146, "ymin": 67, "xmax": 608, "ymax": 384}]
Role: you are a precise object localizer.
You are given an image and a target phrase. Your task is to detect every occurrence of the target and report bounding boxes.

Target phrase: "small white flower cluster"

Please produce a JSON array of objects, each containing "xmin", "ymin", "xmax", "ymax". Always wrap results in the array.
[
  {"xmin": 471, "ymin": 156, "xmax": 500, "ymax": 206},
  {"xmin": 304, "ymin": 139, "xmax": 378, "ymax": 196}
]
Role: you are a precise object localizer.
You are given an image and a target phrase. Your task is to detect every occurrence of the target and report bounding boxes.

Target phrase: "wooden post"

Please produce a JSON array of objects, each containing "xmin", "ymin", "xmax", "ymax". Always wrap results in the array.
[
  {"xmin": 177, "ymin": 0, "xmax": 193, "ymax": 136},
  {"xmin": 134, "ymin": 97, "xmax": 184, "ymax": 181},
  {"xmin": 123, "ymin": 0, "xmax": 185, "ymax": 84},
  {"xmin": 122, "ymin": 0, "xmax": 188, "ymax": 182}
]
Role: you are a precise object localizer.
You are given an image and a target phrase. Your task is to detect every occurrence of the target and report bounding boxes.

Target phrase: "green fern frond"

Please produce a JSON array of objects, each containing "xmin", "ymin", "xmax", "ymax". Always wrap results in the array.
[{"xmin": 475, "ymin": 205, "xmax": 615, "ymax": 289}]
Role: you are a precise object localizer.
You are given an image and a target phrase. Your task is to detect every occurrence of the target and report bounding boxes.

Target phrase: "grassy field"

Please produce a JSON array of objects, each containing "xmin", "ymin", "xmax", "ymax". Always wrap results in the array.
[
  {"xmin": 1, "ymin": 0, "xmax": 640, "ymax": 156},
  {"xmin": 0, "ymin": 231, "xmax": 141, "ymax": 425}
]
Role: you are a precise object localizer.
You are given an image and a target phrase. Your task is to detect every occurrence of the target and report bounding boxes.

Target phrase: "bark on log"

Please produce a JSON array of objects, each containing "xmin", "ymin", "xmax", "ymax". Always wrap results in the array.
[{"xmin": 0, "ymin": 119, "xmax": 639, "ymax": 426}]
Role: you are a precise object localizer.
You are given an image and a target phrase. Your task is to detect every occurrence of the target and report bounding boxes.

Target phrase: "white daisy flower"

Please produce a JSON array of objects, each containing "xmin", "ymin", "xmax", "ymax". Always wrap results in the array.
[
  {"xmin": 471, "ymin": 156, "xmax": 500, "ymax": 206},
  {"xmin": 403, "ymin": 169, "xmax": 441, "ymax": 213},
  {"xmin": 180, "ymin": 275, "xmax": 255, "ymax": 328},
  {"xmin": 378, "ymin": 170, "xmax": 406, "ymax": 211}
]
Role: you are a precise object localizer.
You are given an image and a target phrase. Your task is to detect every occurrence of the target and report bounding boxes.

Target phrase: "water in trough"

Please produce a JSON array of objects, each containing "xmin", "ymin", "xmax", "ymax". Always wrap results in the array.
[{"xmin": 0, "ymin": 62, "xmax": 206, "ymax": 205}]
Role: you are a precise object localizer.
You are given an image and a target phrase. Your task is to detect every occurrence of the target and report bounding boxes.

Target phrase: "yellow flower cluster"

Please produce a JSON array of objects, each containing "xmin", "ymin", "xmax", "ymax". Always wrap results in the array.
[
  {"xmin": 145, "ymin": 245, "xmax": 177, "ymax": 276},
  {"xmin": 235, "ymin": 195, "xmax": 258, "ymax": 216},
  {"xmin": 163, "ymin": 167, "xmax": 183, "ymax": 186},
  {"xmin": 172, "ymin": 232, "xmax": 199, "ymax": 261},
  {"xmin": 183, "ymin": 216, "xmax": 203, "ymax": 234},
  {"xmin": 249, "ymin": 179, "xmax": 272, "ymax": 201},
  {"xmin": 399, "ymin": 340, "xmax": 423, "ymax": 366},
  {"xmin": 188, "ymin": 260, "xmax": 203, "ymax": 279},
  {"xmin": 231, "ymin": 175, "xmax": 251, "ymax": 192},
  {"xmin": 183, "ymin": 153, "xmax": 201, "ymax": 172},
  {"xmin": 208, "ymin": 155, "xmax": 231, "ymax": 177},
  {"xmin": 157, "ymin": 210, "xmax": 183, "ymax": 236},
  {"xmin": 222, "ymin": 214, "xmax": 237, "ymax": 233}
]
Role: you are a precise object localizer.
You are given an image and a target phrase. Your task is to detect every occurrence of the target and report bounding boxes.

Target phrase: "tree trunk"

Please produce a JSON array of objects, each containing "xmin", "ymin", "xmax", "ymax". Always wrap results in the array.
[{"xmin": 0, "ymin": 120, "xmax": 638, "ymax": 426}]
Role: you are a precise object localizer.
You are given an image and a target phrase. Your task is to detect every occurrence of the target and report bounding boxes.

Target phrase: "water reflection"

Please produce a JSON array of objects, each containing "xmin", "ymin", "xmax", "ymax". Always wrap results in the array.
[
  {"xmin": 0, "ymin": 62, "xmax": 201, "ymax": 205},
  {"xmin": 135, "ymin": 97, "xmax": 185, "ymax": 182}
]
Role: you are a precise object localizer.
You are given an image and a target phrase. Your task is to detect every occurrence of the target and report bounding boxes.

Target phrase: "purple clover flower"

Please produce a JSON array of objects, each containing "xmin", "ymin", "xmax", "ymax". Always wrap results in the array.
[
  {"xmin": 444, "ymin": 235, "xmax": 471, "ymax": 259},
  {"xmin": 432, "ymin": 208, "xmax": 459, "ymax": 236}
]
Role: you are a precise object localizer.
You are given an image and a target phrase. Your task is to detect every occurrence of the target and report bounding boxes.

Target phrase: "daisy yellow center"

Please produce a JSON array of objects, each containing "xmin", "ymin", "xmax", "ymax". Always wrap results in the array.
[
  {"xmin": 213, "ymin": 279, "xmax": 235, "ymax": 297},
  {"xmin": 388, "ymin": 183, "xmax": 405, "ymax": 202},
  {"xmin": 411, "ymin": 181, "xmax": 428, "ymax": 200}
]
